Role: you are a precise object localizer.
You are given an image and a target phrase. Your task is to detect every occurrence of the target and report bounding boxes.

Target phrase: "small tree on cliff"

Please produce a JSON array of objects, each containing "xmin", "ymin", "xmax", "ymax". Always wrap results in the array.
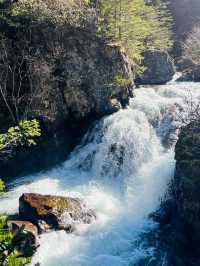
[{"xmin": 184, "ymin": 26, "xmax": 200, "ymax": 65}]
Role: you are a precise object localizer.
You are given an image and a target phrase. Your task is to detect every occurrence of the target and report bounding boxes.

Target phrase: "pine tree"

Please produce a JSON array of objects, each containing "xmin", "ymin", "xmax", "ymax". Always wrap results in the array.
[{"xmin": 97, "ymin": 0, "xmax": 172, "ymax": 70}]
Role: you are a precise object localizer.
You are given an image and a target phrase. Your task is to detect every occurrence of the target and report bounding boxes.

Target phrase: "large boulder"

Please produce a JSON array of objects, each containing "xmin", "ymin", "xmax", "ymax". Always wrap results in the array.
[
  {"xmin": 136, "ymin": 50, "xmax": 175, "ymax": 85},
  {"xmin": 19, "ymin": 193, "xmax": 96, "ymax": 233}
]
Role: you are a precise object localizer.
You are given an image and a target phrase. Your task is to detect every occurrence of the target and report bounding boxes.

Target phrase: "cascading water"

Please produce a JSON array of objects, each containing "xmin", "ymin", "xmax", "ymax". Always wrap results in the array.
[{"xmin": 1, "ymin": 81, "xmax": 200, "ymax": 266}]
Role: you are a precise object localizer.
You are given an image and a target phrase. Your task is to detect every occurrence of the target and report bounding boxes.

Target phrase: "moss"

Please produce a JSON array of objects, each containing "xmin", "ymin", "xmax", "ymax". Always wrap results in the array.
[{"xmin": 23, "ymin": 194, "xmax": 80, "ymax": 217}]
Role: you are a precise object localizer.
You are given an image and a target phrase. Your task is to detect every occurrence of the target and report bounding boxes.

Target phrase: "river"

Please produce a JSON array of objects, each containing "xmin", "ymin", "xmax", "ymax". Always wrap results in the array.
[{"xmin": 0, "ymin": 80, "xmax": 200, "ymax": 266}]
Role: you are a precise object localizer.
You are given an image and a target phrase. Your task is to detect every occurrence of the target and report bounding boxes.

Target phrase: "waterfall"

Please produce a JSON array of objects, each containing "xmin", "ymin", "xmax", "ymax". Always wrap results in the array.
[{"xmin": 1, "ymin": 81, "xmax": 200, "ymax": 266}]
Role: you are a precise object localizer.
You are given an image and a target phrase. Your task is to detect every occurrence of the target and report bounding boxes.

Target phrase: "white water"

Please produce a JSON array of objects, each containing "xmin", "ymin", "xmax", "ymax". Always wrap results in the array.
[{"xmin": 1, "ymin": 81, "xmax": 200, "ymax": 266}]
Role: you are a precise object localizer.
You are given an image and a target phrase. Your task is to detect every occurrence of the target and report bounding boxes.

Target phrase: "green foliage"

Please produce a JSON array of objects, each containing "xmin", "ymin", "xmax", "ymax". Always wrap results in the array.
[
  {"xmin": 113, "ymin": 74, "xmax": 132, "ymax": 88},
  {"xmin": 0, "ymin": 119, "xmax": 41, "ymax": 150},
  {"xmin": 6, "ymin": 252, "xmax": 31, "ymax": 266},
  {"xmin": 0, "ymin": 216, "xmax": 31, "ymax": 266},
  {"xmin": 0, "ymin": 179, "xmax": 5, "ymax": 194},
  {"xmin": 11, "ymin": 0, "xmax": 93, "ymax": 26},
  {"xmin": 97, "ymin": 0, "xmax": 173, "ymax": 71},
  {"xmin": 0, "ymin": 216, "xmax": 12, "ymax": 243}
]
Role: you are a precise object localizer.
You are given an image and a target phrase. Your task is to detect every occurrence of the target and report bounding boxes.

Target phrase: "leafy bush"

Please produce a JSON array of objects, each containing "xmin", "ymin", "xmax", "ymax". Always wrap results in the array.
[
  {"xmin": 0, "ymin": 216, "xmax": 12, "ymax": 243},
  {"xmin": 6, "ymin": 252, "xmax": 31, "ymax": 266},
  {"xmin": 0, "ymin": 119, "xmax": 41, "ymax": 150}
]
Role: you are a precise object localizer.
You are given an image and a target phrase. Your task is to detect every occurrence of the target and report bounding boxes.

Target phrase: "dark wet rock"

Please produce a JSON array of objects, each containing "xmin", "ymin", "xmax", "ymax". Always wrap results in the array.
[
  {"xmin": 8, "ymin": 221, "xmax": 39, "ymax": 257},
  {"xmin": 136, "ymin": 50, "xmax": 175, "ymax": 85},
  {"xmin": 146, "ymin": 198, "xmax": 192, "ymax": 266},
  {"xmin": 19, "ymin": 193, "xmax": 96, "ymax": 233},
  {"xmin": 7, "ymin": 220, "xmax": 38, "ymax": 238},
  {"xmin": 175, "ymin": 57, "xmax": 196, "ymax": 72},
  {"xmin": 176, "ymin": 65, "xmax": 200, "ymax": 82},
  {"xmin": 174, "ymin": 121, "xmax": 200, "ymax": 238},
  {"xmin": 170, "ymin": 120, "xmax": 200, "ymax": 265},
  {"xmin": 150, "ymin": 200, "xmax": 175, "ymax": 227},
  {"xmin": 147, "ymin": 121, "xmax": 200, "ymax": 266}
]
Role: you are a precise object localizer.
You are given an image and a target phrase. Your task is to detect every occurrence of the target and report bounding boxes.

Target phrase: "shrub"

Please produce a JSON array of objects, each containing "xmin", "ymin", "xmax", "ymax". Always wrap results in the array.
[
  {"xmin": 11, "ymin": 0, "xmax": 95, "ymax": 27},
  {"xmin": 0, "ymin": 185, "xmax": 31, "ymax": 266},
  {"xmin": 6, "ymin": 252, "xmax": 31, "ymax": 266},
  {"xmin": 0, "ymin": 119, "xmax": 41, "ymax": 150}
]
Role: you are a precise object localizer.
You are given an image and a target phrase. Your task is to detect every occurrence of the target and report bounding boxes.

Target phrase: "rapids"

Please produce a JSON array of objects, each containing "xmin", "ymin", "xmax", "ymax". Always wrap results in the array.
[{"xmin": 1, "ymin": 81, "xmax": 200, "ymax": 266}]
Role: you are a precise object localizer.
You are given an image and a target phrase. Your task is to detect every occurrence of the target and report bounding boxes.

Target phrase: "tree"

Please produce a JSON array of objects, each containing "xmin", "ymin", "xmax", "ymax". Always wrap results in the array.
[
  {"xmin": 96, "ymin": 0, "xmax": 172, "ymax": 70},
  {"xmin": 184, "ymin": 26, "xmax": 200, "ymax": 65},
  {"xmin": 0, "ymin": 34, "xmax": 42, "ymax": 124}
]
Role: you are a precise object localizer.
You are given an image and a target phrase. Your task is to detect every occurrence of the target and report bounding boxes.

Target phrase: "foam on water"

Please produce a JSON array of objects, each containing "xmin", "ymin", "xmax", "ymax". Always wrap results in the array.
[{"xmin": 1, "ymin": 81, "xmax": 200, "ymax": 266}]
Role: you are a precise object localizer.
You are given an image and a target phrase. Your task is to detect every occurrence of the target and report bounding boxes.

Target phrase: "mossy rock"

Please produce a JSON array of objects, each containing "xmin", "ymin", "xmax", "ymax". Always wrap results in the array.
[{"xmin": 19, "ymin": 193, "xmax": 96, "ymax": 232}]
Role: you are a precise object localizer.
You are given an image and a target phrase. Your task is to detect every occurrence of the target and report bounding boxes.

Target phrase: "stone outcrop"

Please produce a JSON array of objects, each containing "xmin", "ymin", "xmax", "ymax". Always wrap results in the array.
[
  {"xmin": 174, "ymin": 121, "xmax": 200, "ymax": 236},
  {"xmin": 177, "ymin": 65, "xmax": 200, "ymax": 82},
  {"xmin": 19, "ymin": 193, "xmax": 96, "ymax": 233},
  {"xmin": 136, "ymin": 50, "xmax": 175, "ymax": 85},
  {"xmin": 145, "ymin": 121, "xmax": 200, "ymax": 266},
  {"xmin": 173, "ymin": 120, "xmax": 200, "ymax": 264},
  {"xmin": 26, "ymin": 28, "xmax": 134, "ymax": 126}
]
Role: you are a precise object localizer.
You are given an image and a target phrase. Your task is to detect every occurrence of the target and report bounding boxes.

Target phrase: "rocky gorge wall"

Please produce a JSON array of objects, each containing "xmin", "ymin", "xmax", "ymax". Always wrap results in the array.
[
  {"xmin": 171, "ymin": 121, "xmax": 200, "ymax": 265},
  {"xmin": 0, "ymin": 21, "xmax": 134, "ymax": 179}
]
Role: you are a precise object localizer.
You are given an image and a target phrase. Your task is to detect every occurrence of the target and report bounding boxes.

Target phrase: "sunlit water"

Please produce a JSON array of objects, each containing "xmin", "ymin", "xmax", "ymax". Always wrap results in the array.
[{"xmin": 1, "ymin": 81, "xmax": 200, "ymax": 266}]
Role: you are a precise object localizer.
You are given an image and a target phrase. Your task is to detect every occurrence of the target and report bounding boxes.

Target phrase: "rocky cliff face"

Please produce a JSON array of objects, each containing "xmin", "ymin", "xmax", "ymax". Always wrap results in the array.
[
  {"xmin": 0, "ymin": 22, "xmax": 134, "ymax": 179},
  {"xmin": 174, "ymin": 120, "xmax": 200, "ymax": 264},
  {"xmin": 29, "ymin": 27, "xmax": 134, "ymax": 125}
]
